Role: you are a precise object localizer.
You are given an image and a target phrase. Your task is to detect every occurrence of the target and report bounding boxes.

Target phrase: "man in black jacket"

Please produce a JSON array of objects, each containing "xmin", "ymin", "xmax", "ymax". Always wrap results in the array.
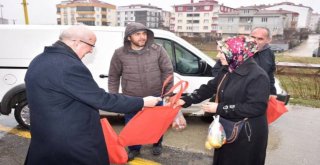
[
  {"xmin": 24, "ymin": 25, "xmax": 161, "ymax": 165},
  {"xmin": 212, "ymin": 27, "xmax": 276, "ymax": 95}
]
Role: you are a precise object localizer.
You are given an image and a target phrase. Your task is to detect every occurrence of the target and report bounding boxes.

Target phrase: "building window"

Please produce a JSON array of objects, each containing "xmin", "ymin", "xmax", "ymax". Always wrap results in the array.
[
  {"xmin": 187, "ymin": 20, "xmax": 199, "ymax": 24},
  {"xmin": 178, "ymin": 26, "xmax": 182, "ymax": 30},
  {"xmin": 228, "ymin": 18, "xmax": 233, "ymax": 22},
  {"xmin": 178, "ymin": 20, "xmax": 183, "ymax": 23},
  {"xmin": 77, "ymin": 6, "xmax": 94, "ymax": 11},
  {"xmin": 204, "ymin": 13, "xmax": 209, "ymax": 17},
  {"xmin": 262, "ymin": 17, "xmax": 268, "ymax": 22},
  {"xmin": 204, "ymin": 19, "xmax": 209, "ymax": 23},
  {"xmin": 178, "ymin": 7, "xmax": 183, "ymax": 11},
  {"xmin": 204, "ymin": 6, "xmax": 210, "ymax": 10},
  {"xmin": 245, "ymin": 25, "xmax": 252, "ymax": 31},
  {"xmin": 178, "ymin": 13, "xmax": 183, "ymax": 17},
  {"xmin": 187, "ymin": 6, "xmax": 193, "ymax": 11},
  {"xmin": 187, "ymin": 13, "xmax": 200, "ymax": 17},
  {"xmin": 244, "ymin": 10, "xmax": 249, "ymax": 14},
  {"xmin": 203, "ymin": 26, "xmax": 209, "ymax": 30}
]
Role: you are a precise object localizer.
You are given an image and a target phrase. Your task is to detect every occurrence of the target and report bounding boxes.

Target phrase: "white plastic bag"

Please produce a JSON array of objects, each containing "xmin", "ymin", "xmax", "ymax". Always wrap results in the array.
[
  {"xmin": 172, "ymin": 110, "xmax": 187, "ymax": 131},
  {"xmin": 205, "ymin": 115, "xmax": 226, "ymax": 150}
]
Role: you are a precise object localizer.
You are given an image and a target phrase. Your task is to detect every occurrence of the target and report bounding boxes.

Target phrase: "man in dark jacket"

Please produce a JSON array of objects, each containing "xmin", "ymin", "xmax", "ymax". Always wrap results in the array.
[
  {"xmin": 108, "ymin": 22, "xmax": 174, "ymax": 160},
  {"xmin": 24, "ymin": 25, "xmax": 161, "ymax": 165},
  {"xmin": 212, "ymin": 27, "xmax": 276, "ymax": 95}
]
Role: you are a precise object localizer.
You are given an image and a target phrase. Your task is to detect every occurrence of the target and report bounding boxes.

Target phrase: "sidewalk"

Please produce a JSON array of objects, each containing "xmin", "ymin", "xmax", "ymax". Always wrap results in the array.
[{"xmin": 162, "ymin": 105, "xmax": 320, "ymax": 165}]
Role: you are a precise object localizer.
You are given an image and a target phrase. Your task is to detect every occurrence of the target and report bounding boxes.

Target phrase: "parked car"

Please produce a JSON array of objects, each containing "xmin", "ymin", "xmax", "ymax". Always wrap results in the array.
[
  {"xmin": 270, "ymin": 45, "xmax": 284, "ymax": 53},
  {"xmin": 312, "ymin": 48, "xmax": 319, "ymax": 57}
]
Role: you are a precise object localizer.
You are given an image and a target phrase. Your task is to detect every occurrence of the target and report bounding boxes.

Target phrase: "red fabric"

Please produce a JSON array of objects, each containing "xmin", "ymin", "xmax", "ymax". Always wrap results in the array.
[
  {"xmin": 100, "ymin": 118, "xmax": 127, "ymax": 164},
  {"xmin": 267, "ymin": 97, "xmax": 288, "ymax": 124},
  {"xmin": 118, "ymin": 79, "xmax": 188, "ymax": 146}
]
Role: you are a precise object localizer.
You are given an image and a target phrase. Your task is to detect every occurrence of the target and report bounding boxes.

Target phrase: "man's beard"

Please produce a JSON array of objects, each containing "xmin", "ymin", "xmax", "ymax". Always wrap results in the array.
[{"xmin": 131, "ymin": 39, "xmax": 146, "ymax": 48}]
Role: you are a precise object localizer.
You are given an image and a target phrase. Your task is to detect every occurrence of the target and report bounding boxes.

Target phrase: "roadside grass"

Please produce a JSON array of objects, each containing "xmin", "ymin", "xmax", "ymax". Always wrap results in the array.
[
  {"xmin": 277, "ymin": 75, "xmax": 320, "ymax": 108},
  {"xmin": 275, "ymin": 54, "xmax": 320, "ymax": 64},
  {"xmin": 201, "ymin": 50, "xmax": 320, "ymax": 108}
]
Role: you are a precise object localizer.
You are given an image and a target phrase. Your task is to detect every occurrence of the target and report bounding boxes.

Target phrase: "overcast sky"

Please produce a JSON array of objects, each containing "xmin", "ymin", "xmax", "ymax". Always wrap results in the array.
[{"xmin": 0, "ymin": 0, "xmax": 319, "ymax": 25}]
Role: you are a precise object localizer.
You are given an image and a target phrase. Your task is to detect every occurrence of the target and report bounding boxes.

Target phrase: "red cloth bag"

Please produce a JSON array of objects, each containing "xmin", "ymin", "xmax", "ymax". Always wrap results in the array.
[
  {"xmin": 267, "ymin": 97, "xmax": 288, "ymax": 124},
  {"xmin": 100, "ymin": 118, "xmax": 127, "ymax": 164},
  {"xmin": 118, "ymin": 77, "xmax": 188, "ymax": 146}
]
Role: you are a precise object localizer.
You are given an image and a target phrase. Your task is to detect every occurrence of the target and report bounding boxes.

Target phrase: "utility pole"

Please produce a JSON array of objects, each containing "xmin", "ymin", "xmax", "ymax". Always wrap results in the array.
[
  {"xmin": 22, "ymin": 0, "xmax": 29, "ymax": 24},
  {"xmin": 0, "ymin": 4, "xmax": 3, "ymax": 24}
]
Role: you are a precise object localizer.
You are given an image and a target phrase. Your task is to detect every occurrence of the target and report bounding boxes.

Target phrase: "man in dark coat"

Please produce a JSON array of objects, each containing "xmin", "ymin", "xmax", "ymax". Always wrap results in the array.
[
  {"xmin": 212, "ymin": 27, "xmax": 276, "ymax": 95},
  {"xmin": 24, "ymin": 25, "xmax": 161, "ymax": 165}
]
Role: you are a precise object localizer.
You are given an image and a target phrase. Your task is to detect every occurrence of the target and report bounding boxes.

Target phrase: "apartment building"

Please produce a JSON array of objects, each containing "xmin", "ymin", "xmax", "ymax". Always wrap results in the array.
[
  {"xmin": 218, "ymin": 7, "xmax": 299, "ymax": 37},
  {"xmin": 171, "ymin": 0, "xmax": 235, "ymax": 37},
  {"xmin": 56, "ymin": 0, "xmax": 117, "ymax": 26},
  {"xmin": 160, "ymin": 10, "xmax": 171, "ymax": 30},
  {"xmin": 117, "ymin": 4, "xmax": 162, "ymax": 28},
  {"xmin": 0, "ymin": 18, "xmax": 8, "ymax": 24},
  {"xmin": 257, "ymin": 2, "xmax": 313, "ymax": 29},
  {"xmin": 310, "ymin": 13, "xmax": 320, "ymax": 32}
]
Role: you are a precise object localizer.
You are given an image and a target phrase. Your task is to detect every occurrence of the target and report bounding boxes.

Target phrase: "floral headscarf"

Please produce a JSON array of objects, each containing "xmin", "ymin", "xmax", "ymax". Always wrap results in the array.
[{"xmin": 217, "ymin": 36, "xmax": 257, "ymax": 71}]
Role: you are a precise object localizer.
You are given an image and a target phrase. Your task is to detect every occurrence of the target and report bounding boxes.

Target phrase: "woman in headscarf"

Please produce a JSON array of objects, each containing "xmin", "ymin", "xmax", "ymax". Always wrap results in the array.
[{"xmin": 174, "ymin": 36, "xmax": 270, "ymax": 165}]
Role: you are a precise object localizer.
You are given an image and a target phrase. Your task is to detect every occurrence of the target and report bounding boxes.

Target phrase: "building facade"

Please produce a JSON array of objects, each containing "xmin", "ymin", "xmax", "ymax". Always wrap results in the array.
[
  {"xmin": 262, "ymin": 2, "xmax": 313, "ymax": 30},
  {"xmin": 117, "ymin": 4, "xmax": 162, "ymax": 28},
  {"xmin": 218, "ymin": 7, "xmax": 299, "ymax": 37},
  {"xmin": 0, "ymin": 18, "xmax": 8, "ymax": 24},
  {"xmin": 171, "ymin": 0, "xmax": 235, "ymax": 37},
  {"xmin": 310, "ymin": 13, "xmax": 320, "ymax": 32},
  {"xmin": 56, "ymin": 0, "xmax": 117, "ymax": 26}
]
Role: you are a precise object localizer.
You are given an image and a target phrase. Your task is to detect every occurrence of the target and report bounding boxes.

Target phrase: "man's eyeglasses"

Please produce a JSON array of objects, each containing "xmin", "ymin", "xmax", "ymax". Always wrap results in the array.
[{"xmin": 80, "ymin": 40, "xmax": 95, "ymax": 47}]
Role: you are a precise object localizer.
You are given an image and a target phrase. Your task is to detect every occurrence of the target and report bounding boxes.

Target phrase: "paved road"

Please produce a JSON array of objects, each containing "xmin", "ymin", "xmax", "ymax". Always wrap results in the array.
[
  {"xmin": 1, "ymin": 105, "xmax": 320, "ymax": 165},
  {"xmin": 283, "ymin": 34, "xmax": 320, "ymax": 57}
]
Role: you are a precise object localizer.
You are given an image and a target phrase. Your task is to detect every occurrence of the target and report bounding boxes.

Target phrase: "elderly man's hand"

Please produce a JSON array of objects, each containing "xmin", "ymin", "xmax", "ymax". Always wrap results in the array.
[{"xmin": 142, "ymin": 96, "xmax": 162, "ymax": 107}]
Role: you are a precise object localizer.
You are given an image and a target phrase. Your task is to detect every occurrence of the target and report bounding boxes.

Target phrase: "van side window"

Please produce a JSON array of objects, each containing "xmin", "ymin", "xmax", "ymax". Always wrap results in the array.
[
  {"xmin": 174, "ymin": 44, "xmax": 200, "ymax": 74},
  {"xmin": 155, "ymin": 38, "xmax": 201, "ymax": 75}
]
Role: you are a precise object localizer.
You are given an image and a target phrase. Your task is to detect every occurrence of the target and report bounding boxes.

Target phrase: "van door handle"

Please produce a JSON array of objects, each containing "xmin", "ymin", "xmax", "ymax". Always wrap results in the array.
[{"xmin": 99, "ymin": 74, "xmax": 108, "ymax": 78}]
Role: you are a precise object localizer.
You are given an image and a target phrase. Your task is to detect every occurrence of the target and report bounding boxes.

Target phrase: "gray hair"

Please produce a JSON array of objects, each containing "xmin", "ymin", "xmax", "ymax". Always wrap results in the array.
[
  {"xmin": 251, "ymin": 27, "xmax": 271, "ymax": 39},
  {"xmin": 59, "ymin": 25, "xmax": 94, "ymax": 41}
]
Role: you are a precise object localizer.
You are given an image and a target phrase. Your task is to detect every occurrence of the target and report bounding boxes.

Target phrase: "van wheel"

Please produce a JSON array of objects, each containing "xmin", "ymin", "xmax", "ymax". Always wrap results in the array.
[{"xmin": 14, "ymin": 101, "xmax": 30, "ymax": 129}]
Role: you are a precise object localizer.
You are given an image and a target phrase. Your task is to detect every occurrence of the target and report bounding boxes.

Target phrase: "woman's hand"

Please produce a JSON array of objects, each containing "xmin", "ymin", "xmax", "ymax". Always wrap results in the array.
[
  {"xmin": 201, "ymin": 102, "xmax": 218, "ymax": 113},
  {"xmin": 173, "ymin": 99, "xmax": 186, "ymax": 108}
]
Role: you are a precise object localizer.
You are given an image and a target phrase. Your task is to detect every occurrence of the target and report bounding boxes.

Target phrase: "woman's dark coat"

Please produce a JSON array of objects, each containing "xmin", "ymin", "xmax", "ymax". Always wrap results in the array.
[
  {"xmin": 182, "ymin": 58, "xmax": 270, "ymax": 165},
  {"xmin": 24, "ymin": 42, "xmax": 144, "ymax": 165}
]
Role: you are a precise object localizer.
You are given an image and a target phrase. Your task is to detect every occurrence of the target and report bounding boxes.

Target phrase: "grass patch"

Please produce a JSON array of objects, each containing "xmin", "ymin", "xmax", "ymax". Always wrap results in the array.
[
  {"xmin": 287, "ymin": 98, "xmax": 320, "ymax": 108},
  {"xmin": 203, "ymin": 50, "xmax": 218, "ymax": 60},
  {"xmin": 275, "ymin": 54, "xmax": 320, "ymax": 64}
]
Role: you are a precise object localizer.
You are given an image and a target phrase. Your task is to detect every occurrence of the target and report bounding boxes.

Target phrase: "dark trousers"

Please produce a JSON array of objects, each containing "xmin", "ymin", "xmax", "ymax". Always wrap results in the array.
[{"xmin": 124, "ymin": 101, "xmax": 163, "ymax": 151}]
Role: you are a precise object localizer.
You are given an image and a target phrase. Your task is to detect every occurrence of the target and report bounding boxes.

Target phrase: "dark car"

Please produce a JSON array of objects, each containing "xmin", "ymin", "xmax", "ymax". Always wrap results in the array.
[
  {"xmin": 312, "ymin": 48, "xmax": 319, "ymax": 57},
  {"xmin": 270, "ymin": 46, "xmax": 284, "ymax": 53}
]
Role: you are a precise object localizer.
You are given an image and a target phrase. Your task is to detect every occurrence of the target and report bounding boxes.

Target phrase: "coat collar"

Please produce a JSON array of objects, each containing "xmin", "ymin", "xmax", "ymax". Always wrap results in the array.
[{"xmin": 44, "ymin": 41, "xmax": 81, "ymax": 61}]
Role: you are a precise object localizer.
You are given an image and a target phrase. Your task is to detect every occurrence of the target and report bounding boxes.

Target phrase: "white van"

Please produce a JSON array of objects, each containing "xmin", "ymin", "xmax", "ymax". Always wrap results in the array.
[{"xmin": 0, "ymin": 25, "xmax": 289, "ymax": 129}]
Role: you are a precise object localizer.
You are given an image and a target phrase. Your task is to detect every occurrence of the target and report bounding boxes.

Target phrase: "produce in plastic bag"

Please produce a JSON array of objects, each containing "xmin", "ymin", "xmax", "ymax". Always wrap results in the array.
[
  {"xmin": 205, "ymin": 115, "xmax": 226, "ymax": 149},
  {"xmin": 172, "ymin": 110, "xmax": 187, "ymax": 131}
]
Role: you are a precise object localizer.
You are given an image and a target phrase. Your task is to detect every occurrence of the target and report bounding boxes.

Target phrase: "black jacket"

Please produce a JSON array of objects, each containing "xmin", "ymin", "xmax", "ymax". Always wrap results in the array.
[
  {"xmin": 212, "ymin": 45, "xmax": 276, "ymax": 95},
  {"xmin": 24, "ymin": 41, "xmax": 143, "ymax": 165},
  {"xmin": 183, "ymin": 58, "xmax": 270, "ymax": 165}
]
